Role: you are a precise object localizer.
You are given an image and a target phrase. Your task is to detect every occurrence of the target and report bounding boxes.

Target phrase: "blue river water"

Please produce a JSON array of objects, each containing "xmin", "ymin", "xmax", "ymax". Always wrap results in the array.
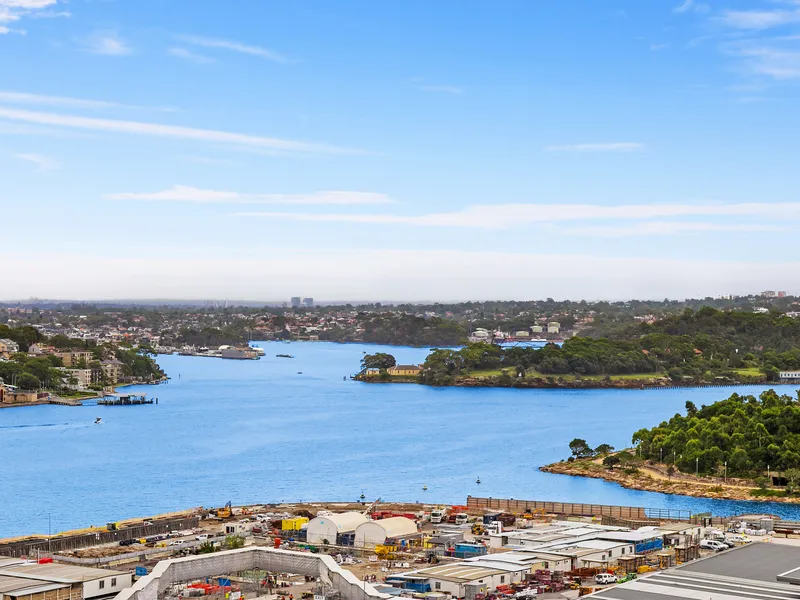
[{"xmin": 3, "ymin": 341, "xmax": 800, "ymax": 538}]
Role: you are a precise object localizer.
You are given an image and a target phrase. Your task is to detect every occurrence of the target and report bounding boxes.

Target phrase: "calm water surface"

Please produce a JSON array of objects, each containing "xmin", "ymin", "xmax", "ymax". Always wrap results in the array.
[{"xmin": 2, "ymin": 341, "xmax": 800, "ymax": 537}]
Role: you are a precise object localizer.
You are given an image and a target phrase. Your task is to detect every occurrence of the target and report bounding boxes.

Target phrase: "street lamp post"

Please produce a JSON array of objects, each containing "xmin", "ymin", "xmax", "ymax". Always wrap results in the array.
[
  {"xmin": 696, "ymin": 457, "xmax": 699, "ymax": 477},
  {"xmin": 724, "ymin": 461, "xmax": 728, "ymax": 484},
  {"xmin": 660, "ymin": 447, "xmax": 663, "ymax": 463}
]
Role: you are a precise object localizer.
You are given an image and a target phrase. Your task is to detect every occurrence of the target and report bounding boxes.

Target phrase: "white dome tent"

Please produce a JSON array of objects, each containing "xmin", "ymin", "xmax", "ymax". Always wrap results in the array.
[
  {"xmin": 306, "ymin": 512, "xmax": 369, "ymax": 545},
  {"xmin": 355, "ymin": 517, "xmax": 419, "ymax": 548}
]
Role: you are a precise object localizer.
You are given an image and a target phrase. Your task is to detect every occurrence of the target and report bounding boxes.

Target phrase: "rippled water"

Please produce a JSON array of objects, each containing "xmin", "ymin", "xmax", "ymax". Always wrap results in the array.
[{"xmin": 2, "ymin": 341, "xmax": 799, "ymax": 537}]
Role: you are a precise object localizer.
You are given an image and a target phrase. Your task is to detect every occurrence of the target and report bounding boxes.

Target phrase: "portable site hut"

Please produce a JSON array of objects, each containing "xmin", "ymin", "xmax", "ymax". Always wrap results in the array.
[
  {"xmin": 355, "ymin": 517, "xmax": 418, "ymax": 548},
  {"xmin": 306, "ymin": 512, "xmax": 368, "ymax": 545}
]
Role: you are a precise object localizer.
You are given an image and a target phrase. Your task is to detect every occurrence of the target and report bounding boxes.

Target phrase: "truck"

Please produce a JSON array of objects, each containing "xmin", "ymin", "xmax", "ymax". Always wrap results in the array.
[{"xmin": 430, "ymin": 508, "xmax": 447, "ymax": 524}]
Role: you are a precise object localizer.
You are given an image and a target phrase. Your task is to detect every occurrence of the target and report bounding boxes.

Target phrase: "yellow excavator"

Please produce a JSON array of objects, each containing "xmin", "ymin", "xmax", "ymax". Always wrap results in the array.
[{"xmin": 215, "ymin": 501, "xmax": 232, "ymax": 519}]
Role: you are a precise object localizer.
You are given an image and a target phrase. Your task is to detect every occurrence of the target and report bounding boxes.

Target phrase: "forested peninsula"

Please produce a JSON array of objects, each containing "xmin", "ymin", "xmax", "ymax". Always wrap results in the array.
[{"xmin": 356, "ymin": 308, "xmax": 800, "ymax": 388}]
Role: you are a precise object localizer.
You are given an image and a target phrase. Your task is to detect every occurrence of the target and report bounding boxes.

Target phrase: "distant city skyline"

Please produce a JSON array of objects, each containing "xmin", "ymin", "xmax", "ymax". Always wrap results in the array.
[{"xmin": 3, "ymin": 1, "xmax": 800, "ymax": 298}]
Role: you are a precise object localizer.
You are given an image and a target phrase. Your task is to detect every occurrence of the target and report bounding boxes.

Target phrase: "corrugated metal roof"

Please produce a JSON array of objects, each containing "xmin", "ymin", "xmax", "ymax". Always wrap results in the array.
[
  {"xmin": 0, "ymin": 576, "xmax": 47, "ymax": 594},
  {"xmin": 4, "ymin": 582, "xmax": 71, "ymax": 597},
  {"xmin": 414, "ymin": 564, "xmax": 505, "ymax": 583},
  {"xmin": 0, "ymin": 563, "xmax": 128, "ymax": 583}
]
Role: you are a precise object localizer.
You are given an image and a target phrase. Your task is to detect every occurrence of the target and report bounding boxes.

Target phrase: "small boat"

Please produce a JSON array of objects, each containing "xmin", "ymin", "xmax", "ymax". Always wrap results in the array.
[
  {"xmin": 360, "ymin": 491, "xmax": 366, "ymax": 501},
  {"xmin": 95, "ymin": 417, "xmax": 103, "ymax": 424},
  {"xmin": 276, "ymin": 354, "xmax": 295, "ymax": 359},
  {"xmin": 476, "ymin": 477, "xmax": 481, "ymax": 484},
  {"xmin": 422, "ymin": 485, "xmax": 428, "ymax": 491},
  {"xmin": 297, "ymin": 371, "xmax": 303, "ymax": 375}
]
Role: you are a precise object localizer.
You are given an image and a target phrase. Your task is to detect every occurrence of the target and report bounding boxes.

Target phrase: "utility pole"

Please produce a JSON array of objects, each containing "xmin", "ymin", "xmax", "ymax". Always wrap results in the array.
[
  {"xmin": 724, "ymin": 461, "xmax": 728, "ymax": 484},
  {"xmin": 695, "ymin": 457, "xmax": 699, "ymax": 477}
]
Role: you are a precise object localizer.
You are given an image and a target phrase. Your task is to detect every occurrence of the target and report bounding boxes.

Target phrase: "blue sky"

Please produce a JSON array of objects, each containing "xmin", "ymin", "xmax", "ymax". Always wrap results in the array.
[{"xmin": 2, "ymin": 0, "xmax": 800, "ymax": 301}]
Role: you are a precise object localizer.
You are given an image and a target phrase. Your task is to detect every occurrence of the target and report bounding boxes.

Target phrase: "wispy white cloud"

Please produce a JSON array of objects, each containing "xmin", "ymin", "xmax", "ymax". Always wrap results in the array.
[
  {"xmin": 81, "ymin": 30, "xmax": 132, "ymax": 56},
  {"xmin": 419, "ymin": 84, "xmax": 463, "ymax": 95},
  {"xmin": 650, "ymin": 43, "xmax": 669, "ymax": 51},
  {"xmin": 720, "ymin": 8, "xmax": 800, "ymax": 30},
  {"xmin": 0, "ymin": 0, "xmax": 63, "ymax": 30},
  {"xmin": 0, "ymin": 107, "xmax": 363, "ymax": 154},
  {"xmin": 564, "ymin": 222, "xmax": 784, "ymax": 237},
  {"xmin": 726, "ymin": 41, "xmax": 800, "ymax": 79},
  {"xmin": 15, "ymin": 152, "xmax": 59, "ymax": 171},
  {"xmin": 168, "ymin": 47, "xmax": 216, "ymax": 65},
  {"xmin": 545, "ymin": 142, "xmax": 645, "ymax": 152},
  {"xmin": 0, "ymin": 90, "xmax": 170, "ymax": 111},
  {"xmin": 236, "ymin": 202, "xmax": 800, "ymax": 230},
  {"xmin": 175, "ymin": 34, "xmax": 289, "ymax": 63},
  {"xmin": 180, "ymin": 156, "xmax": 237, "ymax": 166},
  {"xmin": 106, "ymin": 186, "xmax": 394, "ymax": 205},
  {"xmin": 674, "ymin": 0, "xmax": 709, "ymax": 15}
]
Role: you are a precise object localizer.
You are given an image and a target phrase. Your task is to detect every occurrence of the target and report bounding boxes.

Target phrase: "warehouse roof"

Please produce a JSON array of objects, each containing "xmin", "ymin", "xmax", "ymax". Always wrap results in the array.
[
  {"xmin": 0, "ymin": 576, "xmax": 48, "ymax": 594},
  {"xmin": 0, "ymin": 563, "xmax": 128, "ymax": 583},
  {"xmin": 308, "ymin": 512, "xmax": 368, "ymax": 533},
  {"xmin": 591, "ymin": 542, "xmax": 800, "ymax": 599},
  {"xmin": 411, "ymin": 564, "xmax": 505, "ymax": 583},
  {"xmin": 4, "ymin": 582, "xmax": 72, "ymax": 597},
  {"xmin": 0, "ymin": 559, "xmax": 25, "ymax": 569},
  {"xmin": 360, "ymin": 517, "xmax": 418, "ymax": 539}
]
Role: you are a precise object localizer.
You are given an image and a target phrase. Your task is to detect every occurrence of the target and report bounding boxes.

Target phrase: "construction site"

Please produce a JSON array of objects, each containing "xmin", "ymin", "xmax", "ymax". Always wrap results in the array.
[{"xmin": 2, "ymin": 496, "xmax": 800, "ymax": 600}]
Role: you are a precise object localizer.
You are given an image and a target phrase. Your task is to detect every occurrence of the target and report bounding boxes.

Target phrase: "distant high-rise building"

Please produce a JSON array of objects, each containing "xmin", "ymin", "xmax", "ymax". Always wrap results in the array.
[
  {"xmin": 291, "ymin": 297, "xmax": 302, "ymax": 308},
  {"xmin": 303, "ymin": 297, "xmax": 314, "ymax": 307},
  {"xmin": 779, "ymin": 291, "xmax": 787, "ymax": 298},
  {"xmin": 762, "ymin": 291, "xmax": 777, "ymax": 298}
]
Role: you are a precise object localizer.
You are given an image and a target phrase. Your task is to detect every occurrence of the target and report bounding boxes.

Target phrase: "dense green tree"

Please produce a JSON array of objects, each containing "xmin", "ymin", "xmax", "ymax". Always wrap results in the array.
[
  {"xmin": 361, "ymin": 353, "xmax": 397, "ymax": 370},
  {"xmin": 569, "ymin": 438, "xmax": 594, "ymax": 458}
]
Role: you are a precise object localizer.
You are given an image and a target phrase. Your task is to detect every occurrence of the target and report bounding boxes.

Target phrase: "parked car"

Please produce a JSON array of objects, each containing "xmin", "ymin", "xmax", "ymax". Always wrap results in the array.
[
  {"xmin": 700, "ymin": 539, "xmax": 728, "ymax": 551},
  {"xmin": 196, "ymin": 534, "xmax": 209, "ymax": 541},
  {"xmin": 725, "ymin": 534, "xmax": 750, "ymax": 545},
  {"xmin": 595, "ymin": 573, "xmax": 618, "ymax": 585}
]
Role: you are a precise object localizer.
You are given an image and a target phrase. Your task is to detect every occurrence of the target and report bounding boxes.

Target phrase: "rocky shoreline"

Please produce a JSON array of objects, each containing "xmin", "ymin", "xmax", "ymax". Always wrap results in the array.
[{"xmin": 541, "ymin": 460, "xmax": 800, "ymax": 504}]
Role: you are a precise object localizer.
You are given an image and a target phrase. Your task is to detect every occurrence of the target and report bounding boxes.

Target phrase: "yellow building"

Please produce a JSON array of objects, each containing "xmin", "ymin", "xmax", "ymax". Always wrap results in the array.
[
  {"xmin": 388, "ymin": 365, "xmax": 422, "ymax": 376},
  {"xmin": 55, "ymin": 351, "xmax": 94, "ymax": 367}
]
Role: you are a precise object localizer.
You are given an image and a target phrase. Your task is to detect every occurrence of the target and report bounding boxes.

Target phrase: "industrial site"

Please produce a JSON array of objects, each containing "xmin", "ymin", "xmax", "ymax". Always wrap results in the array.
[{"xmin": 3, "ymin": 496, "xmax": 800, "ymax": 600}]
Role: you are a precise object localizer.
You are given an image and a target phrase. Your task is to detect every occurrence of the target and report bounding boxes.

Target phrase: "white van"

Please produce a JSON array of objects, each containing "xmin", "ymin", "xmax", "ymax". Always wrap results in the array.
[
  {"xmin": 595, "ymin": 573, "xmax": 618, "ymax": 585},
  {"xmin": 725, "ymin": 534, "xmax": 750, "ymax": 545},
  {"xmin": 699, "ymin": 539, "xmax": 727, "ymax": 551}
]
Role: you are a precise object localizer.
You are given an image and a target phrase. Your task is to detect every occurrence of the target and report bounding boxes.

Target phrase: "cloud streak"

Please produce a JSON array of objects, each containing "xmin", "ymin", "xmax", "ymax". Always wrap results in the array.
[
  {"xmin": 168, "ymin": 47, "xmax": 216, "ymax": 64},
  {"xmin": 236, "ymin": 202, "xmax": 800, "ymax": 230},
  {"xmin": 0, "ymin": 90, "xmax": 170, "ymax": 111},
  {"xmin": 720, "ymin": 8, "xmax": 800, "ymax": 30},
  {"xmin": 81, "ymin": 31, "xmax": 132, "ymax": 56},
  {"xmin": 0, "ymin": 107, "xmax": 362, "ymax": 154},
  {"xmin": 419, "ymin": 84, "xmax": 463, "ymax": 95},
  {"xmin": 15, "ymin": 152, "xmax": 58, "ymax": 170},
  {"xmin": 545, "ymin": 142, "xmax": 645, "ymax": 152},
  {"xmin": 175, "ymin": 34, "xmax": 290, "ymax": 63},
  {"xmin": 106, "ymin": 186, "xmax": 394, "ymax": 205}
]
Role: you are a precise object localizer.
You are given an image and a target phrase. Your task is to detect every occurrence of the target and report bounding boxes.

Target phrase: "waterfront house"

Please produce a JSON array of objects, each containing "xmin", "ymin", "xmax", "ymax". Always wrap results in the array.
[
  {"xmin": 388, "ymin": 365, "xmax": 422, "ymax": 376},
  {"xmin": 0, "ymin": 338, "xmax": 19, "ymax": 359},
  {"xmin": 101, "ymin": 360, "xmax": 124, "ymax": 383}
]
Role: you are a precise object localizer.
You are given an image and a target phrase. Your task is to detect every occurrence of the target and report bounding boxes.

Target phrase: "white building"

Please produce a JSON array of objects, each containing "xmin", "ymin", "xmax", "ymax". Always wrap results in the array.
[
  {"xmin": 547, "ymin": 322, "xmax": 560, "ymax": 334},
  {"xmin": 780, "ymin": 372, "xmax": 800, "ymax": 380},
  {"xmin": 59, "ymin": 368, "xmax": 93, "ymax": 390},
  {"xmin": 354, "ymin": 517, "xmax": 418, "ymax": 548},
  {"xmin": 306, "ymin": 512, "xmax": 368, "ymax": 545},
  {"xmin": 0, "ymin": 562, "xmax": 132, "ymax": 600},
  {"xmin": 392, "ymin": 564, "xmax": 511, "ymax": 597}
]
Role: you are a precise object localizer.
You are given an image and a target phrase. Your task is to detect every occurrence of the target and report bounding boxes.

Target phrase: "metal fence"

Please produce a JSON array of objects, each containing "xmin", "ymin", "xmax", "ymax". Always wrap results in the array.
[
  {"xmin": 467, "ymin": 496, "xmax": 693, "ymax": 521},
  {"xmin": 0, "ymin": 517, "xmax": 200, "ymax": 558}
]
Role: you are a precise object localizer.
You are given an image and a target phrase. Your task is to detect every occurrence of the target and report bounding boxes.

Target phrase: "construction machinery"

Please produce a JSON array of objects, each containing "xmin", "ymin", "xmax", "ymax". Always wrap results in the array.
[
  {"xmin": 362, "ymin": 497, "xmax": 381, "ymax": 515},
  {"xmin": 471, "ymin": 522, "xmax": 486, "ymax": 535},
  {"xmin": 216, "ymin": 501, "xmax": 232, "ymax": 519}
]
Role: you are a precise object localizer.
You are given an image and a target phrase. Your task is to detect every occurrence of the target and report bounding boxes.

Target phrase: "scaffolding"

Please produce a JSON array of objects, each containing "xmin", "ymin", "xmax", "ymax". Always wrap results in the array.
[{"xmin": 114, "ymin": 547, "xmax": 390, "ymax": 600}]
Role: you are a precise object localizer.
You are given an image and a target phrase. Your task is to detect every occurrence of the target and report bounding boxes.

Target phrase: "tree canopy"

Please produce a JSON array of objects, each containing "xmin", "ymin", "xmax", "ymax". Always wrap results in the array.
[{"xmin": 632, "ymin": 389, "xmax": 800, "ymax": 476}]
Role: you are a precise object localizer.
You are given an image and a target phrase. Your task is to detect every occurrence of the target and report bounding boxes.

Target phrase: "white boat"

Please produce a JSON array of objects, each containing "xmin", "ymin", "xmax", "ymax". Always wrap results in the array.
[{"xmin": 94, "ymin": 417, "xmax": 103, "ymax": 424}]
